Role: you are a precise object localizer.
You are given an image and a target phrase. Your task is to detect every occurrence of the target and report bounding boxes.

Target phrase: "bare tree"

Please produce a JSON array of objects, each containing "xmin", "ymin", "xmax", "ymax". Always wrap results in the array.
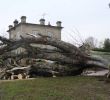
[{"xmin": 0, "ymin": 34, "xmax": 109, "ymax": 79}]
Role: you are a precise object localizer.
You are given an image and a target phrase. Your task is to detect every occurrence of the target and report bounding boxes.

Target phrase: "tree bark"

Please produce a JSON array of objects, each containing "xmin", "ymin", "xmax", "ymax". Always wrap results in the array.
[{"xmin": 0, "ymin": 35, "xmax": 109, "ymax": 78}]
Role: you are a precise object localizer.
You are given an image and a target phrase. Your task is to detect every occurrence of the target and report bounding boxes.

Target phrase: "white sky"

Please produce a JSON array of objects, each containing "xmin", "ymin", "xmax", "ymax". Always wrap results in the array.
[{"xmin": 0, "ymin": 0, "xmax": 110, "ymax": 44}]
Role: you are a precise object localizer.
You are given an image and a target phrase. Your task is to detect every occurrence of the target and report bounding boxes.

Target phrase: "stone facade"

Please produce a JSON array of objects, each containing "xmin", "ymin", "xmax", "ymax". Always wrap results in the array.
[
  {"xmin": 7, "ymin": 16, "xmax": 63, "ymax": 53},
  {"xmin": 8, "ymin": 16, "xmax": 62, "ymax": 40}
]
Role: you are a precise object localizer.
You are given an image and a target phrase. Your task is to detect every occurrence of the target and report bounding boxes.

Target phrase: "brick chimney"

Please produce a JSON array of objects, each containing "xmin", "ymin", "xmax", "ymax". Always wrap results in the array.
[
  {"xmin": 8, "ymin": 25, "xmax": 13, "ymax": 30},
  {"xmin": 21, "ymin": 16, "xmax": 26, "ymax": 23},
  {"xmin": 56, "ymin": 21, "xmax": 62, "ymax": 27},
  {"xmin": 39, "ymin": 18, "xmax": 45, "ymax": 25},
  {"xmin": 13, "ymin": 20, "xmax": 18, "ymax": 27}
]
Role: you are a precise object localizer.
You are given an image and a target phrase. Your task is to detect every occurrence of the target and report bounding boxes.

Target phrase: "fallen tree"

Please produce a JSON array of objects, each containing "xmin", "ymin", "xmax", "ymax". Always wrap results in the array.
[{"xmin": 0, "ymin": 34, "xmax": 109, "ymax": 79}]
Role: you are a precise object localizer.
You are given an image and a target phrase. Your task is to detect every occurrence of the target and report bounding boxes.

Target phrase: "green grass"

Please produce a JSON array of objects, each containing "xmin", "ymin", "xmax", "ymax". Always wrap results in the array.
[{"xmin": 0, "ymin": 76, "xmax": 110, "ymax": 100}]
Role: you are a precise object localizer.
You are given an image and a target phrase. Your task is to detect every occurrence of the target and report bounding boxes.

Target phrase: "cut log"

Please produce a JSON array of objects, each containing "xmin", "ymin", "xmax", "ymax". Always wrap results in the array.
[{"xmin": 18, "ymin": 74, "xmax": 23, "ymax": 79}]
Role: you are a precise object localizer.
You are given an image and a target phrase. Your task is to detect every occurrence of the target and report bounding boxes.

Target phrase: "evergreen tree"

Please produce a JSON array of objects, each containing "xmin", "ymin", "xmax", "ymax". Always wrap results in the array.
[{"xmin": 103, "ymin": 38, "xmax": 110, "ymax": 50}]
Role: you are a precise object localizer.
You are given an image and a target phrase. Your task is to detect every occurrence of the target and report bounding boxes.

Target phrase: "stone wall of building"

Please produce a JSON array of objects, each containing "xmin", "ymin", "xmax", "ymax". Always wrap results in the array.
[{"xmin": 8, "ymin": 16, "xmax": 62, "ymax": 54}]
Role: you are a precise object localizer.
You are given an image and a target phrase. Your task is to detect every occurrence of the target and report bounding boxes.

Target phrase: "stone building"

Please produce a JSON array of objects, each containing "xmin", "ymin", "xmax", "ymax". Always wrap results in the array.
[{"xmin": 7, "ymin": 16, "xmax": 63, "ymax": 54}]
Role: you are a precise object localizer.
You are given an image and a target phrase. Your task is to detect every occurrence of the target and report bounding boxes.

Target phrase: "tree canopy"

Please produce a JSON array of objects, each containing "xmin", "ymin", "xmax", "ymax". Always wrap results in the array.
[{"xmin": 103, "ymin": 38, "xmax": 110, "ymax": 51}]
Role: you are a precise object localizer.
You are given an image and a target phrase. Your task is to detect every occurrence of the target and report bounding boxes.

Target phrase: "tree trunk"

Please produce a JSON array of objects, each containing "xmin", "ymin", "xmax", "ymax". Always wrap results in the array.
[{"xmin": 0, "ymin": 35, "xmax": 109, "ymax": 78}]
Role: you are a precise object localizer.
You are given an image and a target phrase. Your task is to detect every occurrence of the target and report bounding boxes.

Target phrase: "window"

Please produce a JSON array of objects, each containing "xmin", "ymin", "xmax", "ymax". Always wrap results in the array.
[{"xmin": 48, "ymin": 32, "xmax": 52, "ymax": 37}]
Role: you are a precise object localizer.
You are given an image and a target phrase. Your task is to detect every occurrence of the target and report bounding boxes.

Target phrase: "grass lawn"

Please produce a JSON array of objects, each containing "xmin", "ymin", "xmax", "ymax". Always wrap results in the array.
[{"xmin": 0, "ymin": 76, "xmax": 110, "ymax": 100}]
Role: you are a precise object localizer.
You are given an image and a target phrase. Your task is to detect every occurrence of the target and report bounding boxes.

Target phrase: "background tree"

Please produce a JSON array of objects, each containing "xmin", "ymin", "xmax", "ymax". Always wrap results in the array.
[
  {"xmin": 84, "ymin": 37, "xmax": 97, "ymax": 49},
  {"xmin": 79, "ymin": 37, "xmax": 97, "ymax": 54},
  {"xmin": 103, "ymin": 38, "xmax": 110, "ymax": 50}
]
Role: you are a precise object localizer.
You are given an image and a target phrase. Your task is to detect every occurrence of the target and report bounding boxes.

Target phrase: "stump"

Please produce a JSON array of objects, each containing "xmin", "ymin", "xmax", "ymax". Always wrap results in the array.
[{"xmin": 18, "ymin": 74, "xmax": 23, "ymax": 79}]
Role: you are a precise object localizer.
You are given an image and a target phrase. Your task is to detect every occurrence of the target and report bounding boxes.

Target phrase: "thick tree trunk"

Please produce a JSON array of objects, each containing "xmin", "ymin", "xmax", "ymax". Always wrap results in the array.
[{"xmin": 0, "ymin": 35, "xmax": 109, "ymax": 78}]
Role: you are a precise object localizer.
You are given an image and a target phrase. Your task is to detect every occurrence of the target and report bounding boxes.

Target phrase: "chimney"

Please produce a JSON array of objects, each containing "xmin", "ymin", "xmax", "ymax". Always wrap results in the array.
[
  {"xmin": 21, "ymin": 16, "xmax": 26, "ymax": 23},
  {"xmin": 56, "ymin": 21, "xmax": 62, "ymax": 27},
  {"xmin": 13, "ymin": 20, "xmax": 18, "ymax": 27},
  {"xmin": 39, "ymin": 18, "xmax": 45, "ymax": 25},
  {"xmin": 8, "ymin": 25, "xmax": 13, "ymax": 30}
]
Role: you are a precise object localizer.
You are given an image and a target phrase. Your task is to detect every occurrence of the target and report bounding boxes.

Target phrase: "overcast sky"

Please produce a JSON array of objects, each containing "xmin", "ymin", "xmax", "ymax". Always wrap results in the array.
[{"xmin": 0, "ymin": 0, "xmax": 110, "ymax": 44}]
